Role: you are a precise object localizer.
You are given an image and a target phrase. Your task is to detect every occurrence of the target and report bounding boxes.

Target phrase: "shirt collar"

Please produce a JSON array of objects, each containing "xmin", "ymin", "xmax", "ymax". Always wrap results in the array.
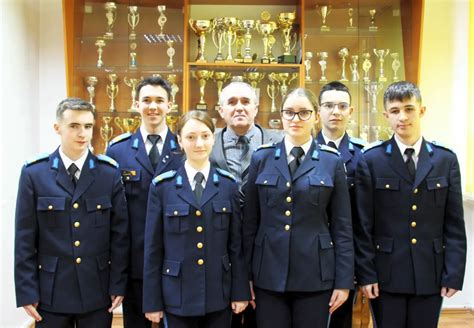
[
  {"xmin": 224, "ymin": 124, "xmax": 257, "ymax": 143},
  {"xmin": 184, "ymin": 161, "xmax": 211, "ymax": 186},
  {"xmin": 394, "ymin": 134, "xmax": 423, "ymax": 158},
  {"xmin": 140, "ymin": 125, "xmax": 168, "ymax": 145},
  {"xmin": 321, "ymin": 131, "xmax": 344, "ymax": 148},
  {"xmin": 59, "ymin": 147, "xmax": 88, "ymax": 172},
  {"xmin": 284, "ymin": 137, "xmax": 313, "ymax": 158}
]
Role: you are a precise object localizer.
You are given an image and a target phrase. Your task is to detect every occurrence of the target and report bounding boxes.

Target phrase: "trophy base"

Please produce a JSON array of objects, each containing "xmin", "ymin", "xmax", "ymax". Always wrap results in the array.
[
  {"xmin": 104, "ymin": 33, "xmax": 113, "ymax": 40},
  {"xmin": 378, "ymin": 77, "xmax": 387, "ymax": 82},
  {"xmin": 234, "ymin": 58, "xmax": 244, "ymax": 63},
  {"xmin": 261, "ymin": 58, "xmax": 271, "ymax": 64},
  {"xmin": 346, "ymin": 26, "xmax": 358, "ymax": 32},
  {"xmin": 305, "ymin": 77, "xmax": 313, "ymax": 82},
  {"xmin": 214, "ymin": 59, "xmax": 225, "ymax": 63},
  {"xmin": 224, "ymin": 59, "xmax": 235, "ymax": 63},
  {"xmin": 214, "ymin": 104, "xmax": 220, "ymax": 111},
  {"xmin": 369, "ymin": 26, "xmax": 378, "ymax": 32},
  {"xmin": 129, "ymin": 34, "xmax": 137, "ymax": 40},
  {"xmin": 196, "ymin": 58, "xmax": 208, "ymax": 63},
  {"xmin": 319, "ymin": 77, "xmax": 328, "ymax": 82},
  {"xmin": 196, "ymin": 103, "xmax": 208, "ymax": 111},
  {"xmin": 129, "ymin": 65, "xmax": 137, "ymax": 69},
  {"xmin": 243, "ymin": 57, "xmax": 253, "ymax": 63},
  {"xmin": 339, "ymin": 78, "xmax": 349, "ymax": 82},
  {"xmin": 278, "ymin": 55, "xmax": 297, "ymax": 64},
  {"xmin": 320, "ymin": 26, "xmax": 330, "ymax": 32}
]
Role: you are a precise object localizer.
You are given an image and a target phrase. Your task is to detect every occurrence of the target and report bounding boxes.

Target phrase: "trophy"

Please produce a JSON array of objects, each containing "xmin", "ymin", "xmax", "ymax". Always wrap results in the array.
[
  {"xmin": 271, "ymin": 72, "xmax": 298, "ymax": 101},
  {"xmin": 267, "ymin": 74, "xmax": 280, "ymax": 112},
  {"xmin": 157, "ymin": 5, "xmax": 167, "ymax": 38},
  {"xmin": 128, "ymin": 6, "xmax": 140, "ymax": 40},
  {"xmin": 268, "ymin": 119, "xmax": 282, "ymax": 129},
  {"xmin": 267, "ymin": 32, "xmax": 278, "ymax": 63},
  {"xmin": 212, "ymin": 18, "xmax": 226, "ymax": 63},
  {"xmin": 167, "ymin": 74, "xmax": 179, "ymax": 113},
  {"xmin": 166, "ymin": 114, "xmax": 179, "ymax": 133},
  {"xmin": 360, "ymin": 125, "xmax": 369, "ymax": 142},
  {"xmin": 100, "ymin": 116, "xmax": 114, "ymax": 153},
  {"xmin": 338, "ymin": 47, "xmax": 349, "ymax": 82},
  {"xmin": 84, "ymin": 76, "xmax": 98, "ymax": 109},
  {"xmin": 373, "ymin": 48, "xmax": 390, "ymax": 82},
  {"xmin": 115, "ymin": 116, "xmax": 141, "ymax": 133},
  {"xmin": 106, "ymin": 74, "xmax": 119, "ymax": 112},
  {"xmin": 369, "ymin": 9, "xmax": 378, "ymax": 32},
  {"xmin": 347, "ymin": 8, "xmax": 357, "ymax": 31},
  {"xmin": 213, "ymin": 72, "xmax": 232, "ymax": 109},
  {"xmin": 362, "ymin": 52, "xmax": 372, "ymax": 82},
  {"xmin": 304, "ymin": 52, "xmax": 313, "ymax": 82},
  {"xmin": 123, "ymin": 77, "xmax": 142, "ymax": 112},
  {"xmin": 350, "ymin": 55, "xmax": 359, "ymax": 82},
  {"xmin": 317, "ymin": 52, "xmax": 329, "ymax": 82},
  {"xmin": 316, "ymin": 5, "xmax": 332, "ymax": 32},
  {"xmin": 365, "ymin": 81, "xmax": 384, "ymax": 113},
  {"xmin": 223, "ymin": 17, "xmax": 239, "ymax": 63},
  {"xmin": 129, "ymin": 42, "xmax": 137, "ymax": 68},
  {"xmin": 232, "ymin": 75, "xmax": 244, "ymax": 82},
  {"xmin": 277, "ymin": 12, "xmax": 297, "ymax": 63},
  {"xmin": 95, "ymin": 39, "xmax": 106, "ymax": 68},
  {"xmin": 192, "ymin": 70, "xmax": 214, "ymax": 110},
  {"xmin": 391, "ymin": 53, "xmax": 401, "ymax": 81},
  {"xmin": 104, "ymin": 2, "xmax": 117, "ymax": 39},
  {"xmin": 243, "ymin": 72, "xmax": 265, "ymax": 99},
  {"xmin": 167, "ymin": 40, "xmax": 176, "ymax": 69},
  {"xmin": 189, "ymin": 19, "xmax": 213, "ymax": 63},
  {"xmin": 240, "ymin": 20, "xmax": 255, "ymax": 63},
  {"xmin": 256, "ymin": 20, "xmax": 277, "ymax": 64},
  {"xmin": 372, "ymin": 126, "xmax": 382, "ymax": 141},
  {"xmin": 234, "ymin": 29, "xmax": 245, "ymax": 63},
  {"xmin": 347, "ymin": 119, "xmax": 357, "ymax": 137}
]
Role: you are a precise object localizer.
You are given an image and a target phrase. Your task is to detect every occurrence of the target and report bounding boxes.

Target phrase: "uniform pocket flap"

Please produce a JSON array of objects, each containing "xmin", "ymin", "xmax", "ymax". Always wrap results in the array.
[
  {"xmin": 162, "ymin": 259, "xmax": 181, "ymax": 276},
  {"xmin": 309, "ymin": 175, "xmax": 334, "ymax": 187},
  {"xmin": 86, "ymin": 196, "xmax": 112, "ymax": 212},
  {"xmin": 375, "ymin": 178, "xmax": 400, "ymax": 190},
  {"xmin": 426, "ymin": 177, "xmax": 448, "ymax": 190},
  {"xmin": 222, "ymin": 254, "xmax": 231, "ymax": 272},
  {"xmin": 165, "ymin": 204, "xmax": 189, "ymax": 217},
  {"xmin": 255, "ymin": 174, "xmax": 278, "ymax": 186},
  {"xmin": 319, "ymin": 234, "xmax": 334, "ymax": 249},
  {"xmin": 37, "ymin": 197, "xmax": 66, "ymax": 211},
  {"xmin": 374, "ymin": 237, "xmax": 394, "ymax": 253},
  {"xmin": 433, "ymin": 238, "xmax": 444, "ymax": 254},
  {"xmin": 96, "ymin": 253, "xmax": 110, "ymax": 270},
  {"xmin": 39, "ymin": 255, "xmax": 58, "ymax": 273},
  {"xmin": 212, "ymin": 201, "xmax": 232, "ymax": 213},
  {"xmin": 121, "ymin": 168, "xmax": 141, "ymax": 182}
]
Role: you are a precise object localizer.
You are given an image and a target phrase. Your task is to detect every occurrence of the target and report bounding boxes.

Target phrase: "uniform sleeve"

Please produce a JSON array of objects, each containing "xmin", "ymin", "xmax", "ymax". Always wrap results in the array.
[{"xmin": 14, "ymin": 166, "xmax": 40, "ymax": 307}]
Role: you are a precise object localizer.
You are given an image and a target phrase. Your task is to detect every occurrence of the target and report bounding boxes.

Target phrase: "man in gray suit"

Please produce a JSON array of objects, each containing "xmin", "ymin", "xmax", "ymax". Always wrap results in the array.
[{"xmin": 210, "ymin": 81, "xmax": 281, "ymax": 328}]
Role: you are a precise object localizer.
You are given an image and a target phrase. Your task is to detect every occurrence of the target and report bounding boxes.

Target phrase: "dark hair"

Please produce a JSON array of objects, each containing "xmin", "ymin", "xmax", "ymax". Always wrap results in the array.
[
  {"xmin": 176, "ymin": 110, "xmax": 215, "ymax": 136},
  {"xmin": 318, "ymin": 81, "xmax": 351, "ymax": 105},
  {"xmin": 135, "ymin": 76, "xmax": 172, "ymax": 101},
  {"xmin": 56, "ymin": 98, "xmax": 95, "ymax": 120},
  {"xmin": 383, "ymin": 81, "xmax": 422, "ymax": 109},
  {"xmin": 281, "ymin": 88, "xmax": 319, "ymax": 111}
]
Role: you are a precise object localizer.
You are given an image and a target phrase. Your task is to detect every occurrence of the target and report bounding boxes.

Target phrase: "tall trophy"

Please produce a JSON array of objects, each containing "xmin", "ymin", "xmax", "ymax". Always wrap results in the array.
[
  {"xmin": 123, "ymin": 77, "xmax": 142, "ymax": 112},
  {"xmin": 391, "ymin": 53, "xmax": 401, "ymax": 81},
  {"xmin": 267, "ymin": 31, "xmax": 278, "ymax": 63},
  {"xmin": 100, "ymin": 116, "xmax": 114, "ymax": 153},
  {"xmin": 277, "ymin": 12, "xmax": 297, "ymax": 63},
  {"xmin": 212, "ymin": 18, "xmax": 226, "ymax": 63},
  {"xmin": 360, "ymin": 125, "xmax": 369, "ymax": 142},
  {"xmin": 369, "ymin": 9, "xmax": 378, "ymax": 32},
  {"xmin": 167, "ymin": 74, "xmax": 179, "ymax": 113},
  {"xmin": 347, "ymin": 8, "xmax": 357, "ymax": 31},
  {"xmin": 304, "ymin": 52, "xmax": 313, "ymax": 82},
  {"xmin": 372, "ymin": 126, "xmax": 382, "ymax": 141},
  {"xmin": 243, "ymin": 72, "xmax": 265, "ymax": 99},
  {"xmin": 350, "ymin": 55, "xmax": 359, "ymax": 82},
  {"xmin": 317, "ymin": 51, "xmax": 329, "ymax": 82},
  {"xmin": 223, "ymin": 17, "xmax": 239, "ymax": 63},
  {"xmin": 234, "ymin": 29, "xmax": 245, "ymax": 63},
  {"xmin": 104, "ymin": 2, "xmax": 117, "ymax": 39},
  {"xmin": 256, "ymin": 20, "xmax": 277, "ymax": 64},
  {"xmin": 129, "ymin": 42, "xmax": 137, "ymax": 68},
  {"xmin": 267, "ymin": 74, "xmax": 280, "ymax": 112},
  {"xmin": 115, "ymin": 116, "xmax": 141, "ymax": 133},
  {"xmin": 192, "ymin": 70, "xmax": 214, "ymax": 110},
  {"xmin": 84, "ymin": 76, "xmax": 98, "ymax": 109},
  {"xmin": 347, "ymin": 119, "xmax": 357, "ymax": 137},
  {"xmin": 270, "ymin": 72, "xmax": 298, "ymax": 101},
  {"xmin": 362, "ymin": 52, "xmax": 372, "ymax": 82},
  {"xmin": 240, "ymin": 20, "xmax": 255, "ymax": 63},
  {"xmin": 373, "ymin": 48, "xmax": 390, "ymax": 82},
  {"xmin": 95, "ymin": 39, "xmax": 106, "ymax": 68},
  {"xmin": 365, "ymin": 82, "xmax": 384, "ymax": 113},
  {"xmin": 213, "ymin": 72, "xmax": 231, "ymax": 110},
  {"xmin": 189, "ymin": 19, "xmax": 213, "ymax": 63},
  {"xmin": 128, "ymin": 6, "xmax": 140, "ymax": 40},
  {"xmin": 338, "ymin": 47, "xmax": 349, "ymax": 82},
  {"xmin": 167, "ymin": 40, "xmax": 176, "ymax": 69},
  {"xmin": 316, "ymin": 5, "xmax": 332, "ymax": 32},
  {"xmin": 106, "ymin": 74, "xmax": 119, "ymax": 112},
  {"xmin": 157, "ymin": 5, "xmax": 167, "ymax": 38}
]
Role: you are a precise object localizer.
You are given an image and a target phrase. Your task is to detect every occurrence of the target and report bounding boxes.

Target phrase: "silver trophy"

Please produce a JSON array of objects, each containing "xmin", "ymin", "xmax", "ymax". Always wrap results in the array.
[
  {"xmin": 157, "ymin": 5, "xmax": 167, "ymax": 38},
  {"xmin": 304, "ymin": 52, "xmax": 313, "ymax": 82},
  {"xmin": 365, "ymin": 82, "xmax": 384, "ymax": 113},
  {"xmin": 362, "ymin": 52, "xmax": 372, "ymax": 82},
  {"xmin": 317, "ymin": 51, "xmax": 328, "ymax": 82},
  {"xmin": 373, "ymin": 48, "xmax": 390, "ymax": 82},
  {"xmin": 391, "ymin": 53, "xmax": 401, "ymax": 81},
  {"xmin": 350, "ymin": 55, "xmax": 359, "ymax": 82},
  {"xmin": 338, "ymin": 47, "xmax": 349, "ymax": 82}
]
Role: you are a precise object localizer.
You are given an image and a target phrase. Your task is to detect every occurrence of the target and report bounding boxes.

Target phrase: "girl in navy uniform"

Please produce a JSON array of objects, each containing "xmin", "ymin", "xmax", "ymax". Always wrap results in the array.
[
  {"xmin": 143, "ymin": 110, "xmax": 250, "ymax": 328},
  {"xmin": 243, "ymin": 88, "xmax": 354, "ymax": 328}
]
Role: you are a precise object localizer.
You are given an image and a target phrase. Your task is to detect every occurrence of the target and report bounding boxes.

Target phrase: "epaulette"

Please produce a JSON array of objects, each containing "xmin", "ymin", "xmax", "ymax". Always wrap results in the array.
[
  {"xmin": 320, "ymin": 144, "xmax": 340, "ymax": 155},
  {"xmin": 216, "ymin": 168, "xmax": 237, "ymax": 182},
  {"xmin": 362, "ymin": 140, "xmax": 384, "ymax": 153},
  {"xmin": 109, "ymin": 132, "xmax": 132, "ymax": 147},
  {"xmin": 25, "ymin": 152, "xmax": 49, "ymax": 166},
  {"xmin": 256, "ymin": 143, "xmax": 276, "ymax": 151},
  {"xmin": 97, "ymin": 154, "xmax": 119, "ymax": 168},
  {"xmin": 349, "ymin": 137, "xmax": 367, "ymax": 148},
  {"xmin": 152, "ymin": 170, "xmax": 176, "ymax": 185},
  {"xmin": 431, "ymin": 141, "xmax": 454, "ymax": 153}
]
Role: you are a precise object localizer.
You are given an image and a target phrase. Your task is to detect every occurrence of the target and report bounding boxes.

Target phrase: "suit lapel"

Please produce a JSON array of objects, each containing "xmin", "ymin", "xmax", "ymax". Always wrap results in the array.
[
  {"xmin": 293, "ymin": 140, "xmax": 317, "ymax": 181},
  {"xmin": 413, "ymin": 139, "xmax": 433, "ymax": 188},
  {"xmin": 176, "ymin": 167, "xmax": 199, "ymax": 208},
  {"xmin": 338, "ymin": 134, "xmax": 353, "ymax": 165},
  {"xmin": 387, "ymin": 138, "xmax": 413, "ymax": 184},
  {"xmin": 133, "ymin": 132, "xmax": 155, "ymax": 175},
  {"xmin": 52, "ymin": 151, "xmax": 75, "ymax": 196},
  {"xmin": 157, "ymin": 131, "xmax": 179, "ymax": 175},
  {"xmin": 72, "ymin": 152, "xmax": 96, "ymax": 203},
  {"xmin": 274, "ymin": 142, "xmax": 292, "ymax": 183}
]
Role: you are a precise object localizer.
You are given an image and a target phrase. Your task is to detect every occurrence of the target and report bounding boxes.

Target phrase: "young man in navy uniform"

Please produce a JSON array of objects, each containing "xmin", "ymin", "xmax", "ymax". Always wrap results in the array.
[
  {"xmin": 106, "ymin": 76, "xmax": 183, "ymax": 327},
  {"xmin": 14, "ymin": 98, "xmax": 129, "ymax": 327},
  {"xmin": 316, "ymin": 81, "xmax": 366, "ymax": 328},
  {"xmin": 354, "ymin": 81, "xmax": 467, "ymax": 328}
]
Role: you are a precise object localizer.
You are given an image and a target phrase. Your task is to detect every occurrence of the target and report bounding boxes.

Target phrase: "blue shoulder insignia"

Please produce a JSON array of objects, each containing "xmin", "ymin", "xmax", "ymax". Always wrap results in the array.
[
  {"xmin": 109, "ymin": 132, "xmax": 132, "ymax": 146},
  {"xmin": 256, "ymin": 143, "xmax": 275, "ymax": 151},
  {"xmin": 320, "ymin": 144, "xmax": 340, "ymax": 155},
  {"xmin": 362, "ymin": 140, "xmax": 384, "ymax": 153},
  {"xmin": 97, "ymin": 154, "xmax": 119, "ymax": 168},
  {"xmin": 349, "ymin": 137, "xmax": 367, "ymax": 148},
  {"xmin": 25, "ymin": 152, "xmax": 49, "ymax": 166},
  {"xmin": 216, "ymin": 168, "xmax": 237, "ymax": 182},
  {"xmin": 431, "ymin": 141, "xmax": 454, "ymax": 153},
  {"xmin": 152, "ymin": 170, "xmax": 176, "ymax": 185}
]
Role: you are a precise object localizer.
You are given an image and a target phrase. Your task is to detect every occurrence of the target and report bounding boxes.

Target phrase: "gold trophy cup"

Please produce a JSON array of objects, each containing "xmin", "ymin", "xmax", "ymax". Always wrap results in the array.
[
  {"xmin": 104, "ymin": 2, "xmax": 117, "ymax": 39},
  {"xmin": 240, "ymin": 20, "xmax": 256, "ymax": 63},
  {"xmin": 123, "ymin": 77, "xmax": 142, "ymax": 112},
  {"xmin": 95, "ymin": 39, "xmax": 106, "ymax": 68},
  {"xmin": 128, "ymin": 6, "xmax": 140, "ymax": 40},
  {"xmin": 167, "ymin": 74, "xmax": 179, "ymax": 113},
  {"xmin": 317, "ymin": 5, "xmax": 332, "ymax": 32},
  {"xmin": 373, "ymin": 48, "xmax": 390, "ymax": 82},
  {"xmin": 189, "ymin": 19, "xmax": 213, "ymax": 63},
  {"xmin": 115, "ymin": 116, "xmax": 141, "ymax": 134},
  {"xmin": 213, "ymin": 72, "xmax": 232, "ymax": 110},
  {"xmin": 256, "ymin": 20, "xmax": 277, "ymax": 64},
  {"xmin": 157, "ymin": 5, "xmax": 167, "ymax": 38},
  {"xmin": 192, "ymin": 70, "xmax": 214, "ymax": 110},
  {"xmin": 277, "ymin": 12, "xmax": 297, "ymax": 63},
  {"xmin": 100, "ymin": 116, "xmax": 114, "ymax": 153},
  {"xmin": 84, "ymin": 76, "xmax": 98, "ymax": 109},
  {"xmin": 362, "ymin": 52, "xmax": 372, "ymax": 82},
  {"xmin": 267, "ymin": 73, "xmax": 280, "ymax": 112},
  {"xmin": 270, "ymin": 72, "xmax": 298, "ymax": 102},
  {"xmin": 106, "ymin": 74, "xmax": 119, "ymax": 112}
]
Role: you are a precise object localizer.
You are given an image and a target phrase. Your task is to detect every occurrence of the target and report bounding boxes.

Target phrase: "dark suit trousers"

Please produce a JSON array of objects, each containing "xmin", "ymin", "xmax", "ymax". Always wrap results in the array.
[
  {"xmin": 370, "ymin": 291, "xmax": 443, "ymax": 328},
  {"xmin": 123, "ymin": 278, "xmax": 153, "ymax": 328},
  {"xmin": 165, "ymin": 307, "xmax": 231, "ymax": 328},
  {"xmin": 36, "ymin": 308, "xmax": 112, "ymax": 328},
  {"xmin": 254, "ymin": 287, "xmax": 331, "ymax": 328},
  {"xmin": 231, "ymin": 305, "xmax": 257, "ymax": 328},
  {"xmin": 328, "ymin": 288, "xmax": 355, "ymax": 328}
]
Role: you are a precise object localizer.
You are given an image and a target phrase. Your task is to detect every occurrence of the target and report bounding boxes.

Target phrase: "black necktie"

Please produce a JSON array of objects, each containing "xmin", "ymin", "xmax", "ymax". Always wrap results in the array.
[
  {"xmin": 238, "ymin": 135, "xmax": 250, "ymax": 161},
  {"xmin": 147, "ymin": 135, "xmax": 161, "ymax": 170},
  {"xmin": 289, "ymin": 147, "xmax": 304, "ymax": 177},
  {"xmin": 238, "ymin": 135, "xmax": 251, "ymax": 183},
  {"xmin": 404, "ymin": 148, "xmax": 416, "ymax": 180},
  {"xmin": 68, "ymin": 163, "xmax": 79, "ymax": 187},
  {"xmin": 327, "ymin": 141, "xmax": 338, "ymax": 150},
  {"xmin": 194, "ymin": 172, "xmax": 205, "ymax": 204}
]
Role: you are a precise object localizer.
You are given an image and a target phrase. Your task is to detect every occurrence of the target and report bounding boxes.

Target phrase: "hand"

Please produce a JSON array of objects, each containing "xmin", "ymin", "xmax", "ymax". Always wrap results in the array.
[
  {"xmin": 23, "ymin": 303, "xmax": 42, "ymax": 322},
  {"xmin": 249, "ymin": 281, "xmax": 256, "ymax": 309},
  {"xmin": 232, "ymin": 301, "xmax": 249, "ymax": 314},
  {"xmin": 329, "ymin": 289, "xmax": 349, "ymax": 314},
  {"xmin": 361, "ymin": 283, "xmax": 379, "ymax": 299},
  {"xmin": 145, "ymin": 311, "xmax": 164, "ymax": 324},
  {"xmin": 441, "ymin": 287, "xmax": 458, "ymax": 298},
  {"xmin": 108, "ymin": 295, "xmax": 124, "ymax": 313}
]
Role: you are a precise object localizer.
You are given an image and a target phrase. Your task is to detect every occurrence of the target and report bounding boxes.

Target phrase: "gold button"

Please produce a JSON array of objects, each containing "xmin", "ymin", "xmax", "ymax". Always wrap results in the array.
[
  {"xmin": 412, "ymin": 205, "xmax": 417, "ymax": 211},
  {"xmin": 48, "ymin": 205, "xmax": 53, "ymax": 210},
  {"xmin": 74, "ymin": 221, "xmax": 80, "ymax": 228},
  {"xmin": 285, "ymin": 210, "xmax": 291, "ymax": 217},
  {"xmin": 38, "ymin": 265, "xmax": 42, "ymax": 270},
  {"xmin": 376, "ymin": 245, "xmax": 380, "ymax": 250},
  {"xmin": 196, "ymin": 226, "xmax": 203, "ymax": 232},
  {"xmin": 96, "ymin": 204, "xmax": 102, "ymax": 210},
  {"xmin": 411, "ymin": 238, "xmax": 417, "ymax": 245},
  {"xmin": 286, "ymin": 182, "xmax": 291, "ymax": 188},
  {"xmin": 320, "ymin": 180, "xmax": 325, "ymax": 185},
  {"xmin": 173, "ymin": 210, "xmax": 178, "ymax": 215},
  {"xmin": 264, "ymin": 180, "xmax": 268, "ymax": 184},
  {"xmin": 73, "ymin": 203, "xmax": 79, "ymax": 209},
  {"xmin": 197, "ymin": 259, "xmax": 204, "ymax": 265},
  {"xmin": 413, "ymin": 188, "xmax": 418, "ymax": 194},
  {"xmin": 411, "ymin": 221, "xmax": 417, "ymax": 228},
  {"xmin": 222, "ymin": 207, "xmax": 227, "ymax": 212},
  {"xmin": 74, "ymin": 240, "xmax": 80, "ymax": 247},
  {"xmin": 195, "ymin": 210, "xmax": 202, "ymax": 216},
  {"xmin": 284, "ymin": 224, "xmax": 290, "ymax": 231},
  {"xmin": 286, "ymin": 196, "xmax": 292, "ymax": 203},
  {"xmin": 76, "ymin": 257, "xmax": 82, "ymax": 264},
  {"xmin": 436, "ymin": 183, "xmax": 441, "ymax": 188},
  {"xmin": 385, "ymin": 184, "xmax": 390, "ymax": 189},
  {"xmin": 197, "ymin": 242, "xmax": 203, "ymax": 249}
]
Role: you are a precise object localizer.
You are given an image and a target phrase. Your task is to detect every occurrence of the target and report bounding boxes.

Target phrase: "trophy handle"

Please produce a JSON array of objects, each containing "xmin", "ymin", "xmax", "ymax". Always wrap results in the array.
[
  {"xmin": 189, "ymin": 19, "xmax": 196, "ymax": 33},
  {"xmin": 114, "ymin": 117, "xmax": 124, "ymax": 133}
]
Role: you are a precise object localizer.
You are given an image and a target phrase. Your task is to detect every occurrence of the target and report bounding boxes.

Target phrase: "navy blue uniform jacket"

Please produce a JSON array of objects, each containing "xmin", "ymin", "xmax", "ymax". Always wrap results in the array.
[
  {"xmin": 243, "ymin": 139, "xmax": 354, "ymax": 292},
  {"xmin": 106, "ymin": 130, "xmax": 183, "ymax": 279},
  {"xmin": 354, "ymin": 138, "xmax": 467, "ymax": 295},
  {"xmin": 143, "ymin": 165, "xmax": 250, "ymax": 316},
  {"xmin": 14, "ymin": 149, "xmax": 129, "ymax": 313}
]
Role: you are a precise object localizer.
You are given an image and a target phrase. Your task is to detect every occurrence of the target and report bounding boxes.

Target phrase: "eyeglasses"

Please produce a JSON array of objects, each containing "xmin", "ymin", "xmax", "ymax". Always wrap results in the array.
[
  {"xmin": 281, "ymin": 110, "xmax": 314, "ymax": 121},
  {"xmin": 320, "ymin": 102, "xmax": 350, "ymax": 111}
]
